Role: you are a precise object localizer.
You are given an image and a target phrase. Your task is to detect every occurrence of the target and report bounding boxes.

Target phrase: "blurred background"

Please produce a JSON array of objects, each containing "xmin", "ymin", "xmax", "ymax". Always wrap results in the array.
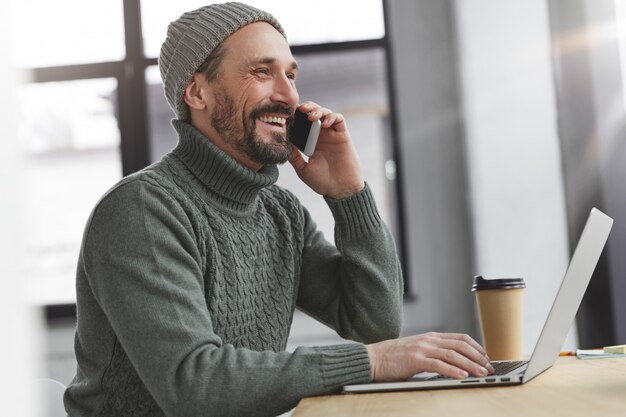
[{"xmin": 2, "ymin": 0, "xmax": 625, "ymax": 414}]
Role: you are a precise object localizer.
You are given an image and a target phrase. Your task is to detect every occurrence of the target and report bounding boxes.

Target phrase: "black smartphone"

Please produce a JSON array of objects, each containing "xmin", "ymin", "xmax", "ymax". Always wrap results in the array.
[{"xmin": 288, "ymin": 109, "xmax": 321, "ymax": 156}]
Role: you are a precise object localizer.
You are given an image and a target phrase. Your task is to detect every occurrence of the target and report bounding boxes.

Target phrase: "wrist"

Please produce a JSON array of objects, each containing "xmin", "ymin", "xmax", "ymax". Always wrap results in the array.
[
  {"xmin": 366, "ymin": 343, "xmax": 378, "ymax": 381},
  {"xmin": 325, "ymin": 182, "xmax": 365, "ymax": 200}
]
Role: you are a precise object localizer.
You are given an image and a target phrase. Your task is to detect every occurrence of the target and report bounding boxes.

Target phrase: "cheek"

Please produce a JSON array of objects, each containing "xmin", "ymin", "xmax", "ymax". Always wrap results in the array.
[
  {"xmin": 232, "ymin": 79, "xmax": 276, "ymax": 122},
  {"xmin": 241, "ymin": 79, "xmax": 274, "ymax": 103}
]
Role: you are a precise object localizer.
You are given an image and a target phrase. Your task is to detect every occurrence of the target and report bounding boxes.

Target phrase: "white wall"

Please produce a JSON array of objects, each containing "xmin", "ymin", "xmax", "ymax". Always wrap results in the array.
[
  {"xmin": 454, "ymin": 0, "xmax": 575, "ymax": 353},
  {"xmin": 0, "ymin": 1, "xmax": 38, "ymax": 415}
]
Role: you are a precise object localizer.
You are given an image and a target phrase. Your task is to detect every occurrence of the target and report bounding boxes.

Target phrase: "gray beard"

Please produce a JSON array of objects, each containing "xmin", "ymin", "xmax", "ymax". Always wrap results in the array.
[{"xmin": 210, "ymin": 91, "xmax": 292, "ymax": 166}]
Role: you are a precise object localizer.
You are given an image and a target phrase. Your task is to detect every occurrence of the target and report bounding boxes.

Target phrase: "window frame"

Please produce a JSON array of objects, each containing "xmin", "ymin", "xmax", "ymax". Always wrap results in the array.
[{"xmin": 27, "ymin": 0, "xmax": 409, "ymax": 321}]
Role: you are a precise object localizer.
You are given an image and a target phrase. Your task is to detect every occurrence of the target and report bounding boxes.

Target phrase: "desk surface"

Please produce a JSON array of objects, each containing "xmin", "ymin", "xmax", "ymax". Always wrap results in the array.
[{"xmin": 293, "ymin": 357, "xmax": 626, "ymax": 417}]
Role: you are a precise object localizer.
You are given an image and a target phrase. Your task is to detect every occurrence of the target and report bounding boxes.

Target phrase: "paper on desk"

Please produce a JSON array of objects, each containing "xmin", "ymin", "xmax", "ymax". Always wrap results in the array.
[
  {"xmin": 575, "ymin": 349, "xmax": 626, "ymax": 360},
  {"xmin": 603, "ymin": 344, "xmax": 626, "ymax": 354}
]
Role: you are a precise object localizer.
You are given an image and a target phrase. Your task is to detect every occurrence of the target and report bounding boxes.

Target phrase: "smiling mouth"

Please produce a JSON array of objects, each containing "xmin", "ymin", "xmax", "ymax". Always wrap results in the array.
[{"xmin": 258, "ymin": 115, "xmax": 287, "ymax": 127}]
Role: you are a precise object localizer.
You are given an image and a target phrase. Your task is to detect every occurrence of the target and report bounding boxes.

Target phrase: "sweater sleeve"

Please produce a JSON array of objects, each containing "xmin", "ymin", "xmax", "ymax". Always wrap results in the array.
[
  {"xmin": 296, "ymin": 183, "xmax": 404, "ymax": 343},
  {"xmin": 81, "ymin": 179, "xmax": 371, "ymax": 417}
]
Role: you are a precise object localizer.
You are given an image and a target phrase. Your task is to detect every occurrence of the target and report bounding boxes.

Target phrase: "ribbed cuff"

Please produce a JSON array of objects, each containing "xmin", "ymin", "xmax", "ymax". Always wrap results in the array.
[
  {"xmin": 312, "ymin": 343, "xmax": 372, "ymax": 390},
  {"xmin": 324, "ymin": 183, "xmax": 382, "ymax": 240}
]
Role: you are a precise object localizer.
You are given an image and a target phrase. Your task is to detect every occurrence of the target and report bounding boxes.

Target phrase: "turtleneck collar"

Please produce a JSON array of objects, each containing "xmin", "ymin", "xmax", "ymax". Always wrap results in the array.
[{"xmin": 168, "ymin": 119, "xmax": 279, "ymax": 213}]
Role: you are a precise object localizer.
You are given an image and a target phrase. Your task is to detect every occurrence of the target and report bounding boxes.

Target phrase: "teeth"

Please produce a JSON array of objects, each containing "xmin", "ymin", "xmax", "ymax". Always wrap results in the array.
[{"xmin": 259, "ymin": 116, "xmax": 286, "ymax": 125}]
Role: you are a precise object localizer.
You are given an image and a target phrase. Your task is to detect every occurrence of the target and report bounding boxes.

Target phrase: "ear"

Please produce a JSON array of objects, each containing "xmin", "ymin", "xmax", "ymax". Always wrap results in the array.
[{"xmin": 183, "ymin": 73, "xmax": 209, "ymax": 111}]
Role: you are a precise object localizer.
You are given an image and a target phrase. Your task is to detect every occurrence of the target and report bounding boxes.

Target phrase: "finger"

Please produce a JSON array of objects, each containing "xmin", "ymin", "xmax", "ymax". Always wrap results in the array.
[
  {"xmin": 433, "ymin": 334, "xmax": 493, "ymax": 373},
  {"xmin": 296, "ymin": 102, "xmax": 322, "ymax": 121},
  {"xmin": 322, "ymin": 112, "xmax": 346, "ymax": 130},
  {"xmin": 298, "ymin": 102, "xmax": 346, "ymax": 131},
  {"xmin": 298, "ymin": 101, "xmax": 317, "ymax": 112},
  {"xmin": 439, "ymin": 336, "xmax": 490, "ymax": 363},
  {"xmin": 437, "ymin": 333, "xmax": 491, "ymax": 365},
  {"xmin": 420, "ymin": 357, "xmax": 469, "ymax": 379},
  {"xmin": 315, "ymin": 111, "xmax": 347, "ymax": 133},
  {"xmin": 419, "ymin": 342, "xmax": 487, "ymax": 377},
  {"xmin": 419, "ymin": 334, "xmax": 488, "ymax": 374},
  {"xmin": 433, "ymin": 342, "xmax": 490, "ymax": 377},
  {"xmin": 444, "ymin": 333, "xmax": 489, "ymax": 357},
  {"xmin": 308, "ymin": 107, "xmax": 332, "ymax": 121}
]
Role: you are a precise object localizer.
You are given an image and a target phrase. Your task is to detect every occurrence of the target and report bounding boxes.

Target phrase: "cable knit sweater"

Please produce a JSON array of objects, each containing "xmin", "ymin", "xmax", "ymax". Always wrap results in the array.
[{"xmin": 64, "ymin": 119, "xmax": 403, "ymax": 417}]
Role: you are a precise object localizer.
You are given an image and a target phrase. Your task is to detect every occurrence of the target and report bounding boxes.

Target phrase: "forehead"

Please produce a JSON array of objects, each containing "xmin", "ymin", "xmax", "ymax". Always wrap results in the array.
[{"xmin": 221, "ymin": 21, "xmax": 295, "ymax": 66}]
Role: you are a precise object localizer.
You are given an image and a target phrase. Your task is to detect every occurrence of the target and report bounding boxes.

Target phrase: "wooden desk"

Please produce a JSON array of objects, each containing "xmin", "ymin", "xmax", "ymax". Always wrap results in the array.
[{"xmin": 293, "ymin": 357, "xmax": 626, "ymax": 417}]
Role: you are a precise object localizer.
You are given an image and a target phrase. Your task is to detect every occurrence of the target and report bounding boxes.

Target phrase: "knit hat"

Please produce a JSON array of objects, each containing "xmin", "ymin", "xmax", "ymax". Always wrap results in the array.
[{"xmin": 159, "ymin": 2, "xmax": 286, "ymax": 120}]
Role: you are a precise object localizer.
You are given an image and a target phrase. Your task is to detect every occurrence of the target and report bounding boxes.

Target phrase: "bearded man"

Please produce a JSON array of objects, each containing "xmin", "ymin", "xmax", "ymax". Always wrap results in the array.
[{"xmin": 64, "ymin": 3, "xmax": 492, "ymax": 416}]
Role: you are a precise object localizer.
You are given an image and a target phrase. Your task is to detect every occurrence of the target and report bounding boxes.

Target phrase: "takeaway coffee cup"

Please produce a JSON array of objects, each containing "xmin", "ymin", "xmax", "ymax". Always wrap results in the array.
[{"xmin": 471, "ymin": 275, "xmax": 526, "ymax": 361}]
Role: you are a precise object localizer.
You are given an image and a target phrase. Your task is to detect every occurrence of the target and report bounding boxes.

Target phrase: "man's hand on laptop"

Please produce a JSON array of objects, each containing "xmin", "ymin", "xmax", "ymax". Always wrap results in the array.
[{"xmin": 366, "ymin": 332, "xmax": 495, "ymax": 381}]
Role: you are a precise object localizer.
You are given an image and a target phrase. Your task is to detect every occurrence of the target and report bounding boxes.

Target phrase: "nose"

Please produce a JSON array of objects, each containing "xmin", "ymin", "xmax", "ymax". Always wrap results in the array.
[{"xmin": 270, "ymin": 72, "xmax": 299, "ymax": 108}]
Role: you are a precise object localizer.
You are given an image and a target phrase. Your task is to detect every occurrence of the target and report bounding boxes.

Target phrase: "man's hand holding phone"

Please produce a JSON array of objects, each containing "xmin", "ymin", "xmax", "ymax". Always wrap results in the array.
[{"xmin": 288, "ymin": 101, "xmax": 365, "ymax": 200}]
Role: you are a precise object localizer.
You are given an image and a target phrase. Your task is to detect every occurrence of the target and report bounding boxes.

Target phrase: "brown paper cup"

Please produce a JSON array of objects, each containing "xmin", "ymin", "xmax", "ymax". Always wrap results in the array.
[{"xmin": 472, "ymin": 276, "xmax": 525, "ymax": 361}]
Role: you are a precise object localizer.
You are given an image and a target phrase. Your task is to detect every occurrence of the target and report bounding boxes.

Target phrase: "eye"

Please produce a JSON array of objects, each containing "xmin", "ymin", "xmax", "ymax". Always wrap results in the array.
[
  {"xmin": 254, "ymin": 67, "xmax": 270, "ymax": 77},
  {"xmin": 287, "ymin": 72, "xmax": 296, "ymax": 81}
]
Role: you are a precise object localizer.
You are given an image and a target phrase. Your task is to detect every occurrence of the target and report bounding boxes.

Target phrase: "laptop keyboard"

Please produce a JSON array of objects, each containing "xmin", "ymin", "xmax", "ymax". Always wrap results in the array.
[
  {"xmin": 433, "ymin": 360, "xmax": 526, "ymax": 379},
  {"xmin": 490, "ymin": 360, "xmax": 527, "ymax": 375}
]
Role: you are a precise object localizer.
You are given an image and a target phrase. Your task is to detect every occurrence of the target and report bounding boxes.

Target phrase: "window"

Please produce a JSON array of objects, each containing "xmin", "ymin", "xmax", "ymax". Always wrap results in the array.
[
  {"xmin": 11, "ymin": 1, "xmax": 127, "ymax": 310},
  {"xmin": 14, "ymin": 0, "xmax": 405, "ymax": 315},
  {"xmin": 10, "ymin": 0, "xmax": 125, "ymax": 68},
  {"xmin": 140, "ymin": 0, "xmax": 385, "ymax": 58},
  {"xmin": 19, "ymin": 79, "xmax": 122, "ymax": 305}
]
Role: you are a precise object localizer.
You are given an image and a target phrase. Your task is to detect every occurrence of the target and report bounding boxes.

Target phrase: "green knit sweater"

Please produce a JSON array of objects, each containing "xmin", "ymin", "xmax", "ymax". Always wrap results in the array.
[{"xmin": 64, "ymin": 120, "xmax": 403, "ymax": 417}]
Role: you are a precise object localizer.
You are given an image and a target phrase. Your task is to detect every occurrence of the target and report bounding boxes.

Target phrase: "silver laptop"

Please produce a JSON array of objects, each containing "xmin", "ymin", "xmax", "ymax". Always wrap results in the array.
[{"xmin": 344, "ymin": 208, "xmax": 613, "ymax": 393}]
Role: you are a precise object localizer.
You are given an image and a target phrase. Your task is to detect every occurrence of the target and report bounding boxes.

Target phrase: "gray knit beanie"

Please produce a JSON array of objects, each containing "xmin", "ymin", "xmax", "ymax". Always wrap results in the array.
[{"xmin": 159, "ymin": 2, "xmax": 286, "ymax": 120}]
